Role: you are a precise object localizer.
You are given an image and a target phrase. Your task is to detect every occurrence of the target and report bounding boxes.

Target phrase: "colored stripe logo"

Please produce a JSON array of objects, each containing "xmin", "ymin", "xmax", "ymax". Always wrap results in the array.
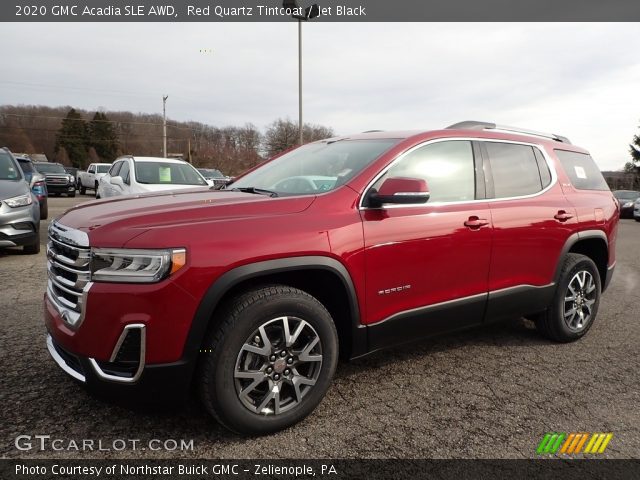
[{"xmin": 536, "ymin": 432, "xmax": 613, "ymax": 455}]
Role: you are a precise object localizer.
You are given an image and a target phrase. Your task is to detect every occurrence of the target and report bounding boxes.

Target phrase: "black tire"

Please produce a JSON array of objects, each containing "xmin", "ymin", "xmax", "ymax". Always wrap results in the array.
[
  {"xmin": 40, "ymin": 203, "xmax": 48, "ymax": 220},
  {"xmin": 80, "ymin": 185, "xmax": 86, "ymax": 195},
  {"xmin": 23, "ymin": 222, "xmax": 41, "ymax": 255},
  {"xmin": 535, "ymin": 253, "xmax": 601, "ymax": 342},
  {"xmin": 23, "ymin": 239, "xmax": 40, "ymax": 255},
  {"xmin": 198, "ymin": 285, "xmax": 338, "ymax": 435},
  {"xmin": 635, "ymin": 217, "xmax": 640, "ymax": 222},
  {"xmin": 95, "ymin": 182, "xmax": 99, "ymax": 198},
  {"xmin": 68, "ymin": 191, "xmax": 76, "ymax": 198}
]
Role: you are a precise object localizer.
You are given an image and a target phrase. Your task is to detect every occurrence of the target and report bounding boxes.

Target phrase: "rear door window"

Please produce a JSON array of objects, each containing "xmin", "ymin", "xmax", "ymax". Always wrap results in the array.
[
  {"xmin": 554, "ymin": 150, "xmax": 609, "ymax": 191},
  {"xmin": 485, "ymin": 142, "xmax": 546, "ymax": 198}
]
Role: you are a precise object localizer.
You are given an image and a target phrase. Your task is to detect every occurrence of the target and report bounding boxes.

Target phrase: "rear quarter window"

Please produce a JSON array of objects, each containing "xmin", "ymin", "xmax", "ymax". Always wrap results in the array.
[{"xmin": 554, "ymin": 150, "xmax": 609, "ymax": 191}]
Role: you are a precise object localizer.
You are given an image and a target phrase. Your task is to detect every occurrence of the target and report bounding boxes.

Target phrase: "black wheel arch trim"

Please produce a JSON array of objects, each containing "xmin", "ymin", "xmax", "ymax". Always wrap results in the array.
[
  {"xmin": 554, "ymin": 229, "xmax": 609, "ymax": 288},
  {"xmin": 182, "ymin": 256, "xmax": 366, "ymax": 366}
]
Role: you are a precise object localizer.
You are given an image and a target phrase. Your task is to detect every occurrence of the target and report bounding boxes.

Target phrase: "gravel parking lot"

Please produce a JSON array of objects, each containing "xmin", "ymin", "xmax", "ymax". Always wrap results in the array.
[{"xmin": 1, "ymin": 195, "xmax": 639, "ymax": 459}]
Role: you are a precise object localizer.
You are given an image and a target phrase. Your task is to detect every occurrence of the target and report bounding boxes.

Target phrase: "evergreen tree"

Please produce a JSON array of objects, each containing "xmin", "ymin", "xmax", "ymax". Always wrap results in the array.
[
  {"xmin": 89, "ymin": 111, "xmax": 119, "ymax": 162},
  {"xmin": 630, "ymin": 125, "xmax": 640, "ymax": 164},
  {"xmin": 54, "ymin": 108, "xmax": 88, "ymax": 168}
]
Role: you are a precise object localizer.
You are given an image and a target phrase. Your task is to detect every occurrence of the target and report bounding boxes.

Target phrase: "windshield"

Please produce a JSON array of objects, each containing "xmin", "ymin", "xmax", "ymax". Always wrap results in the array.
[
  {"xmin": 614, "ymin": 191, "xmax": 639, "ymax": 200},
  {"xmin": 96, "ymin": 165, "xmax": 111, "ymax": 173},
  {"xmin": 198, "ymin": 168, "xmax": 224, "ymax": 178},
  {"xmin": 0, "ymin": 153, "xmax": 22, "ymax": 181},
  {"xmin": 134, "ymin": 161, "xmax": 207, "ymax": 186},
  {"xmin": 35, "ymin": 163, "xmax": 66, "ymax": 174},
  {"xmin": 230, "ymin": 139, "xmax": 398, "ymax": 195}
]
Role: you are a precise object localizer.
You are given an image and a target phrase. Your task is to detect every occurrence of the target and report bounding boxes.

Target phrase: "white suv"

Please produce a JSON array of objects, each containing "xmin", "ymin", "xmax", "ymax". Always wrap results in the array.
[{"xmin": 97, "ymin": 156, "xmax": 210, "ymax": 198}]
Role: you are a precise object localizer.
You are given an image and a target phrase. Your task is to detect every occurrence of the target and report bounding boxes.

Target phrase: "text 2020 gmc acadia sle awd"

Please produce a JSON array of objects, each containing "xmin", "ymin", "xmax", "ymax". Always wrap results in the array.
[{"xmin": 45, "ymin": 121, "xmax": 618, "ymax": 434}]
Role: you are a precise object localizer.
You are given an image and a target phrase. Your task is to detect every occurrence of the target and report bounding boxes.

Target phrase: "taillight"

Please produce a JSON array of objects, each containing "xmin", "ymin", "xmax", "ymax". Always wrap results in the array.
[{"xmin": 33, "ymin": 181, "xmax": 47, "ymax": 195}]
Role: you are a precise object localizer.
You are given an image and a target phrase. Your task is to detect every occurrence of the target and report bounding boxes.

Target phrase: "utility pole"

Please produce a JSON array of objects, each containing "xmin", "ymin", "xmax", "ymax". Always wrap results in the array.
[
  {"xmin": 162, "ymin": 95, "xmax": 168, "ymax": 158},
  {"xmin": 298, "ymin": 19, "xmax": 303, "ymax": 146},
  {"xmin": 284, "ymin": 1, "xmax": 319, "ymax": 146}
]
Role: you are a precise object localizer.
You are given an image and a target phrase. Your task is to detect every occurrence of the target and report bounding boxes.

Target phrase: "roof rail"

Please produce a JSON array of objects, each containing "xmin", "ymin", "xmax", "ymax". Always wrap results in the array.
[{"xmin": 446, "ymin": 120, "xmax": 571, "ymax": 144}]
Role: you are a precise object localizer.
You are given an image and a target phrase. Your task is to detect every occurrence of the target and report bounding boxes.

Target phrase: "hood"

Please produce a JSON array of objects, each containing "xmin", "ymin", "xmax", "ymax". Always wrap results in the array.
[
  {"xmin": 0, "ymin": 179, "xmax": 30, "ymax": 200},
  {"xmin": 56, "ymin": 188, "xmax": 316, "ymax": 244}
]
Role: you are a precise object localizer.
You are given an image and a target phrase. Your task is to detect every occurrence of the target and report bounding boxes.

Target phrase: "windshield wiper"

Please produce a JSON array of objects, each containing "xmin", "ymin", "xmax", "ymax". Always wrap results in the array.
[{"xmin": 230, "ymin": 187, "xmax": 279, "ymax": 197}]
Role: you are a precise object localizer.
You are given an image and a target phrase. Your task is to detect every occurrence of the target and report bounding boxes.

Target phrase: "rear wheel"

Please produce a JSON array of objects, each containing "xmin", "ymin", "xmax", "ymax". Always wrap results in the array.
[
  {"xmin": 95, "ymin": 182, "xmax": 99, "ymax": 198},
  {"xmin": 198, "ymin": 285, "xmax": 338, "ymax": 435},
  {"xmin": 536, "ymin": 253, "xmax": 601, "ymax": 342},
  {"xmin": 40, "ymin": 203, "xmax": 48, "ymax": 220}
]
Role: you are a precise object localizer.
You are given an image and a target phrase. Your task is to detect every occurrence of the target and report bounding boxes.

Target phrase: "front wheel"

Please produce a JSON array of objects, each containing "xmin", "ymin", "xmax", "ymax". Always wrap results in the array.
[
  {"xmin": 198, "ymin": 285, "xmax": 338, "ymax": 435},
  {"xmin": 536, "ymin": 253, "xmax": 601, "ymax": 342}
]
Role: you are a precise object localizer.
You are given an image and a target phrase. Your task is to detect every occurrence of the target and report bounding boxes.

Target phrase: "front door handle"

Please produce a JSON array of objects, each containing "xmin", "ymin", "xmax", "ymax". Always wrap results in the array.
[
  {"xmin": 464, "ymin": 216, "xmax": 489, "ymax": 229},
  {"xmin": 554, "ymin": 211, "xmax": 573, "ymax": 222}
]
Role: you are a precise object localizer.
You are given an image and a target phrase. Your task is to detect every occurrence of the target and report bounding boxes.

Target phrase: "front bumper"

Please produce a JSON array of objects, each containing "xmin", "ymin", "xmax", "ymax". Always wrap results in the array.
[
  {"xmin": 0, "ymin": 204, "xmax": 38, "ymax": 247},
  {"xmin": 46, "ymin": 184, "xmax": 75, "ymax": 194},
  {"xmin": 46, "ymin": 331, "xmax": 193, "ymax": 404}
]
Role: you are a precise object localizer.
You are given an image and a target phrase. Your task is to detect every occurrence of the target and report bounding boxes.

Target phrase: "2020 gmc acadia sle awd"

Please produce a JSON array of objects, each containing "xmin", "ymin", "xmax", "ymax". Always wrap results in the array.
[{"xmin": 44, "ymin": 121, "xmax": 618, "ymax": 434}]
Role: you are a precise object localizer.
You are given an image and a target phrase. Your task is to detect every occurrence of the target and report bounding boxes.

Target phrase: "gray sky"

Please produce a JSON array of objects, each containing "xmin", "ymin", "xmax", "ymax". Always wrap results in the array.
[{"xmin": 1, "ymin": 22, "xmax": 639, "ymax": 170}]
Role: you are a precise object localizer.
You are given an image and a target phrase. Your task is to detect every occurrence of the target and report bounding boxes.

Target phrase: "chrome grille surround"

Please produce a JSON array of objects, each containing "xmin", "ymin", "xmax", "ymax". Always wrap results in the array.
[{"xmin": 46, "ymin": 221, "xmax": 92, "ymax": 328}]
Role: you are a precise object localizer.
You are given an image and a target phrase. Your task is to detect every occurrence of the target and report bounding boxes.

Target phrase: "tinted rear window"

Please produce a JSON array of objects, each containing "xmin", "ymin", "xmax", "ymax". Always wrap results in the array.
[
  {"xmin": 555, "ymin": 150, "xmax": 609, "ymax": 191},
  {"xmin": 485, "ymin": 142, "xmax": 544, "ymax": 198},
  {"xmin": 18, "ymin": 159, "xmax": 35, "ymax": 173}
]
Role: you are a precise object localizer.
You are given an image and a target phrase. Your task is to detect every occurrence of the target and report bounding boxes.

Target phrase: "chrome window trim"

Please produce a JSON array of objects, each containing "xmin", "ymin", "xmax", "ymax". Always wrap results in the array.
[
  {"xmin": 46, "ymin": 335, "xmax": 86, "ymax": 383},
  {"xmin": 358, "ymin": 137, "xmax": 558, "ymax": 210},
  {"xmin": 89, "ymin": 324, "xmax": 146, "ymax": 384}
]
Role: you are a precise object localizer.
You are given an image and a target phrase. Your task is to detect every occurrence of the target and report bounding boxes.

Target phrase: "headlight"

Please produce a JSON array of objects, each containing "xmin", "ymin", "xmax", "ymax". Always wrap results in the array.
[
  {"xmin": 69, "ymin": 175, "xmax": 75, "ymax": 183},
  {"xmin": 3, "ymin": 194, "xmax": 33, "ymax": 208},
  {"xmin": 622, "ymin": 201, "xmax": 633, "ymax": 208},
  {"xmin": 90, "ymin": 248, "xmax": 186, "ymax": 283}
]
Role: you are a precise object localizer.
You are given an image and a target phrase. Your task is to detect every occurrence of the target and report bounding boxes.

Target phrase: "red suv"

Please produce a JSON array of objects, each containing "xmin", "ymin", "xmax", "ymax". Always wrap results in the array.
[{"xmin": 45, "ymin": 121, "xmax": 618, "ymax": 434}]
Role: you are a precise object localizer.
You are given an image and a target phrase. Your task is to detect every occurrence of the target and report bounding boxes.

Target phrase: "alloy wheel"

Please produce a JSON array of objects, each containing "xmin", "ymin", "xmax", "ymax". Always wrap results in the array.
[
  {"xmin": 563, "ymin": 270, "xmax": 597, "ymax": 331},
  {"xmin": 234, "ymin": 316, "xmax": 323, "ymax": 415}
]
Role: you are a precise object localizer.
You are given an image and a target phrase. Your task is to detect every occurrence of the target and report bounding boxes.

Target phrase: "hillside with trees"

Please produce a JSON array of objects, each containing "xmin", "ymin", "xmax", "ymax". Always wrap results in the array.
[{"xmin": 0, "ymin": 105, "xmax": 334, "ymax": 175}]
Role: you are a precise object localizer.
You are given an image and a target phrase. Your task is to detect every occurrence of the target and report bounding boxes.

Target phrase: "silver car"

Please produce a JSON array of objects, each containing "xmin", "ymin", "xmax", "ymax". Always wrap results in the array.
[
  {"xmin": 634, "ymin": 197, "xmax": 640, "ymax": 222},
  {"xmin": 0, "ymin": 148, "xmax": 41, "ymax": 254}
]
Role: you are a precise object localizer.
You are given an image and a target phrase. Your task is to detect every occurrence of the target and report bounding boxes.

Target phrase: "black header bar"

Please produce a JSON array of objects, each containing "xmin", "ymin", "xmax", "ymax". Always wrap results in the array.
[{"xmin": 5, "ymin": 0, "xmax": 640, "ymax": 22}]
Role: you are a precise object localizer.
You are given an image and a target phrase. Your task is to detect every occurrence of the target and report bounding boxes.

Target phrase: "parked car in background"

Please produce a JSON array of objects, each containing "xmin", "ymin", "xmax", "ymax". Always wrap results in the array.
[
  {"xmin": 16, "ymin": 155, "xmax": 48, "ymax": 219},
  {"xmin": 97, "ymin": 156, "xmax": 209, "ymax": 198},
  {"xmin": 613, "ymin": 190, "xmax": 640, "ymax": 218},
  {"xmin": 77, "ymin": 163, "xmax": 112, "ymax": 196},
  {"xmin": 634, "ymin": 197, "xmax": 640, "ymax": 222},
  {"xmin": 34, "ymin": 162, "xmax": 76, "ymax": 198},
  {"xmin": 0, "ymin": 148, "xmax": 40, "ymax": 254},
  {"xmin": 197, "ymin": 168, "xmax": 231, "ymax": 189}
]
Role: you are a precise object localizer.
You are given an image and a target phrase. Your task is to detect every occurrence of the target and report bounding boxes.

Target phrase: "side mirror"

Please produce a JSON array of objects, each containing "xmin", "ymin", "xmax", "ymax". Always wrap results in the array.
[
  {"xmin": 110, "ymin": 176, "xmax": 124, "ymax": 188},
  {"xmin": 368, "ymin": 177, "xmax": 430, "ymax": 208}
]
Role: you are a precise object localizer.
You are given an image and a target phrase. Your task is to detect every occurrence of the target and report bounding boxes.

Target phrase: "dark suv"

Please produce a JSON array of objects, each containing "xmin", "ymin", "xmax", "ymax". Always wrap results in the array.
[
  {"xmin": 44, "ymin": 121, "xmax": 617, "ymax": 434},
  {"xmin": 34, "ymin": 162, "xmax": 76, "ymax": 197}
]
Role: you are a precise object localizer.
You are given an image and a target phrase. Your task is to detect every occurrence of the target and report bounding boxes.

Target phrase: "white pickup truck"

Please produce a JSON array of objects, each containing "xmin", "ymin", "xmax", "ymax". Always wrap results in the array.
[{"xmin": 77, "ymin": 163, "xmax": 111, "ymax": 196}]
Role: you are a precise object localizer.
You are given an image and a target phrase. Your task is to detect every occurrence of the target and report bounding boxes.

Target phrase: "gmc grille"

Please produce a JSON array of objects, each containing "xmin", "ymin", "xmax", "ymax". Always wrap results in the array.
[{"xmin": 46, "ymin": 221, "xmax": 92, "ymax": 328}]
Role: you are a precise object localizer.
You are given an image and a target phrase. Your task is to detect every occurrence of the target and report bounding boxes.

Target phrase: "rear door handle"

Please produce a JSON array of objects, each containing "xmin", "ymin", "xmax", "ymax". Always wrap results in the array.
[
  {"xmin": 554, "ymin": 211, "xmax": 573, "ymax": 222},
  {"xmin": 464, "ymin": 216, "xmax": 489, "ymax": 229}
]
